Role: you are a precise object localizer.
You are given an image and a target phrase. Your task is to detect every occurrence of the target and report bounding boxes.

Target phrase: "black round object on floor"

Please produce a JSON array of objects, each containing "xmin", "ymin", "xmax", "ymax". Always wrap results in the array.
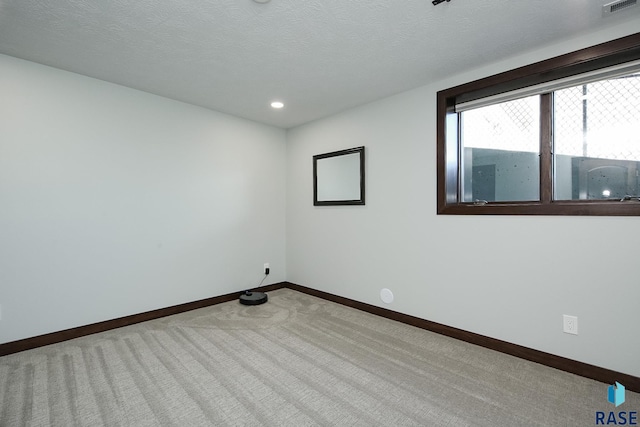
[{"xmin": 239, "ymin": 291, "xmax": 268, "ymax": 305}]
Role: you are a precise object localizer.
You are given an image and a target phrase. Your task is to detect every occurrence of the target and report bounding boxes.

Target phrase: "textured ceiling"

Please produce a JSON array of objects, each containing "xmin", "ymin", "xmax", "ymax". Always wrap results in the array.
[{"xmin": 0, "ymin": 0, "xmax": 639, "ymax": 128}]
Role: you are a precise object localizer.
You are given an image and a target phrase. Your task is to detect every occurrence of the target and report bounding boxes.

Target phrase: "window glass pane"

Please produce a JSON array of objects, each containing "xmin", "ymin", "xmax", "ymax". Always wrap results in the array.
[
  {"xmin": 554, "ymin": 73, "xmax": 640, "ymax": 200},
  {"xmin": 460, "ymin": 96, "xmax": 540, "ymax": 202}
]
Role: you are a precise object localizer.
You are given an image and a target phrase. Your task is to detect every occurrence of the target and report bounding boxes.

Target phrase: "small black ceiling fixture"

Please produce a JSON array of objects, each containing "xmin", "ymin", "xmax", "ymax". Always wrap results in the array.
[{"xmin": 432, "ymin": 0, "xmax": 451, "ymax": 5}]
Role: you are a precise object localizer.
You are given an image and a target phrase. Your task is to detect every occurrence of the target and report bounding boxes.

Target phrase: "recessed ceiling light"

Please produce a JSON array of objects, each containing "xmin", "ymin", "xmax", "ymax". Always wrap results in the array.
[{"xmin": 271, "ymin": 101, "xmax": 284, "ymax": 109}]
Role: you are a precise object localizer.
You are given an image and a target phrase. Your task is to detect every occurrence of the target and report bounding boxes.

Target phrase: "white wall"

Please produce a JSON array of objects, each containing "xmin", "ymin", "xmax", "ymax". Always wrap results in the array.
[
  {"xmin": 286, "ymin": 23, "xmax": 640, "ymax": 377},
  {"xmin": 0, "ymin": 54, "xmax": 286, "ymax": 344}
]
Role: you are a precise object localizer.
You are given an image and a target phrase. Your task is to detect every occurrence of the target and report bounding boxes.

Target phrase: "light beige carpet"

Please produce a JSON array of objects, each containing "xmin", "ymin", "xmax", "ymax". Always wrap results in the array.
[{"xmin": 1, "ymin": 288, "xmax": 638, "ymax": 426}]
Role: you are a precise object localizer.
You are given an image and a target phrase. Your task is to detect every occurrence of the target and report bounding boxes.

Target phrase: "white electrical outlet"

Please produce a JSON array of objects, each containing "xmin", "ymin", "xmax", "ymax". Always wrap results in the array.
[
  {"xmin": 264, "ymin": 263, "xmax": 270, "ymax": 274},
  {"xmin": 563, "ymin": 315, "xmax": 578, "ymax": 335}
]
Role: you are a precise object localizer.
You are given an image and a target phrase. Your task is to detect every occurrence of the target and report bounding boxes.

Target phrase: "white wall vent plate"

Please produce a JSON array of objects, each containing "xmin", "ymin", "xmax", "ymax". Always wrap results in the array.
[{"xmin": 602, "ymin": 0, "xmax": 638, "ymax": 16}]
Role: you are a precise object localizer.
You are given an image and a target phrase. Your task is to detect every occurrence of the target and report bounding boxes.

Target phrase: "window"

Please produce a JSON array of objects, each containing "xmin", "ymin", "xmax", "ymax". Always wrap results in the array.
[
  {"xmin": 461, "ymin": 95, "xmax": 541, "ymax": 203},
  {"xmin": 437, "ymin": 33, "xmax": 640, "ymax": 215}
]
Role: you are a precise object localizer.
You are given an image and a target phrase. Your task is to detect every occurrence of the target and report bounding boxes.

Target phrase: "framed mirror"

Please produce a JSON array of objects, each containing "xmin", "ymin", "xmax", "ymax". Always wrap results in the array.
[{"xmin": 313, "ymin": 146, "xmax": 365, "ymax": 206}]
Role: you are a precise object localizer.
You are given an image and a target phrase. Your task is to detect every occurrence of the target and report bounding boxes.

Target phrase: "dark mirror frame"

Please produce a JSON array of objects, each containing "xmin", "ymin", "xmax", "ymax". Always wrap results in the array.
[{"xmin": 313, "ymin": 146, "xmax": 365, "ymax": 206}]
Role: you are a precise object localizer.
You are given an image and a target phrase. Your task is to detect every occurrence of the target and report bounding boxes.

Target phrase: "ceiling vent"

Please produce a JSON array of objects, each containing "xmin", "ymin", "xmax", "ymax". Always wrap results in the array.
[{"xmin": 602, "ymin": 0, "xmax": 638, "ymax": 16}]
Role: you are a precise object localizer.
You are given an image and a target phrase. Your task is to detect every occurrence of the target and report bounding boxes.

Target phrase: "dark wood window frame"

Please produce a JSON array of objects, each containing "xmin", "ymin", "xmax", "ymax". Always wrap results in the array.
[{"xmin": 437, "ymin": 32, "xmax": 640, "ymax": 216}]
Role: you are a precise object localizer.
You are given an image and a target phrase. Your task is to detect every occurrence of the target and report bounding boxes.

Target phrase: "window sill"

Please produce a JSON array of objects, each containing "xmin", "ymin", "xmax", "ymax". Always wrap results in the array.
[{"xmin": 437, "ymin": 200, "xmax": 640, "ymax": 216}]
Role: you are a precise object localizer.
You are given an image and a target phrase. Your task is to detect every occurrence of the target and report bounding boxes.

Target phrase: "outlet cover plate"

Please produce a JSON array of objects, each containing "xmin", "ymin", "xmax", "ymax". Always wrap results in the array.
[{"xmin": 563, "ymin": 314, "xmax": 578, "ymax": 335}]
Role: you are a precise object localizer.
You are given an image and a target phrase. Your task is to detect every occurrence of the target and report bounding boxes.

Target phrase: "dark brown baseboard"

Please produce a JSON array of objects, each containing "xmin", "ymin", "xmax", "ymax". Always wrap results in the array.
[
  {"xmin": 284, "ymin": 282, "xmax": 640, "ymax": 393},
  {"xmin": 0, "ymin": 282, "xmax": 286, "ymax": 357},
  {"xmin": 2, "ymin": 280, "xmax": 637, "ymax": 393}
]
